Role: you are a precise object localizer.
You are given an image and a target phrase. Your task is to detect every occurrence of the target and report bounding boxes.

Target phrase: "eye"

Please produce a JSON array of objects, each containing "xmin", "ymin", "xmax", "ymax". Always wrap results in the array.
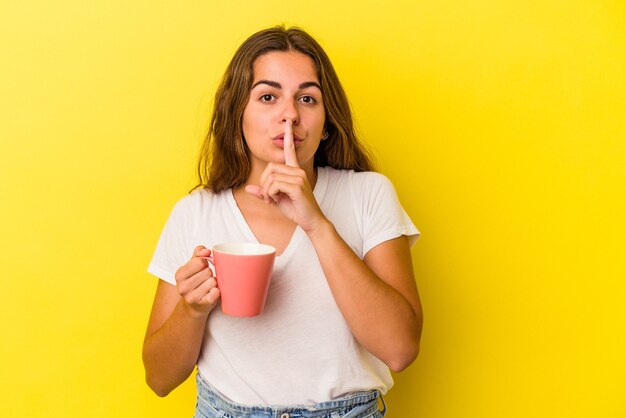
[
  {"xmin": 298, "ymin": 95, "xmax": 317, "ymax": 104},
  {"xmin": 259, "ymin": 93, "xmax": 275, "ymax": 102}
]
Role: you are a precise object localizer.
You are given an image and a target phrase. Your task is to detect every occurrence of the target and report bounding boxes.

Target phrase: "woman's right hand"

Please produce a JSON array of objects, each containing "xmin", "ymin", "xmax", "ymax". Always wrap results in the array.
[
  {"xmin": 174, "ymin": 246, "xmax": 221, "ymax": 316},
  {"xmin": 143, "ymin": 246, "xmax": 219, "ymax": 396}
]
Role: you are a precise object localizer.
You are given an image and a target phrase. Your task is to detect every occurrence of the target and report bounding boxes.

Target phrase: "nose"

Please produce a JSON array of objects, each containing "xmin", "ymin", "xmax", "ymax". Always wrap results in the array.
[{"xmin": 281, "ymin": 99, "xmax": 299, "ymax": 125}]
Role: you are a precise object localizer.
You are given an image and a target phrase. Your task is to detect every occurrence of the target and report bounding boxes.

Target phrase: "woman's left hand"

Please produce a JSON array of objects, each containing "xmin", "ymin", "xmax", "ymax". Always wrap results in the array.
[{"xmin": 245, "ymin": 120, "xmax": 326, "ymax": 233}]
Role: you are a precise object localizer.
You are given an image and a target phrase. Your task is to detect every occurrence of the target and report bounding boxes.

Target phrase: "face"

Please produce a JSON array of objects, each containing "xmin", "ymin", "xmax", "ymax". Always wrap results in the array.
[{"xmin": 242, "ymin": 51, "xmax": 325, "ymax": 174}]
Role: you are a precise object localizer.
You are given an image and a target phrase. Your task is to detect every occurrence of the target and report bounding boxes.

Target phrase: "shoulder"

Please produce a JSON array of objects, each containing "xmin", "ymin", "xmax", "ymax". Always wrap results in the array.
[
  {"xmin": 350, "ymin": 171, "xmax": 393, "ymax": 189},
  {"xmin": 320, "ymin": 167, "xmax": 392, "ymax": 189},
  {"xmin": 342, "ymin": 171, "xmax": 402, "ymax": 211},
  {"xmin": 166, "ymin": 188, "xmax": 232, "ymax": 224},
  {"xmin": 330, "ymin": 168, "xmax": 395, "ymax": 197},
  {"xmin": 172, "ymin": 188, "xmax": 224, "ymax": 210}
]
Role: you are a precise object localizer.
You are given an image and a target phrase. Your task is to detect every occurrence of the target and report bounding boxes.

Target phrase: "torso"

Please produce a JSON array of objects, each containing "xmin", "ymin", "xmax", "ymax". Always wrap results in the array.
[{"xmin": 148, "ymin": 167, "xmax": 411, "ymax": 405}]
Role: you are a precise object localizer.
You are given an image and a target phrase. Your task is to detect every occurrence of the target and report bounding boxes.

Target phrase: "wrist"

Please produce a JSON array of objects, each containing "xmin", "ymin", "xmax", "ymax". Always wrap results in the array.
[{"xmin": 305, "ymin": 217, "xmax": 336, "ymax": 242}]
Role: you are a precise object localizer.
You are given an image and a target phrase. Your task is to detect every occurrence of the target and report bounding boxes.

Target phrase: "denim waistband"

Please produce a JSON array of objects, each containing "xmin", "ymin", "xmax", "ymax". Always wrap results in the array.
[{"xmin": 195, "ymin": 373, "xmax": 386, "ymax": 418}]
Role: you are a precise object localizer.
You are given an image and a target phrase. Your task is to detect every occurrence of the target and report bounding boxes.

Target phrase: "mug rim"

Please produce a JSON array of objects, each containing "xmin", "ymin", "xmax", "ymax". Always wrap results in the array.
[{"xmin": 212, "ymin": 242, "xmax": 276, "ymax": 256}]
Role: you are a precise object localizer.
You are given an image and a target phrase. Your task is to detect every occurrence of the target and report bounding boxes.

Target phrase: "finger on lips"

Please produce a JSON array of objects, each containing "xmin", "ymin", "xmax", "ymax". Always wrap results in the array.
[{"xmin": 284, "ymin": 119, "xmax": 299, "ymax": 168}]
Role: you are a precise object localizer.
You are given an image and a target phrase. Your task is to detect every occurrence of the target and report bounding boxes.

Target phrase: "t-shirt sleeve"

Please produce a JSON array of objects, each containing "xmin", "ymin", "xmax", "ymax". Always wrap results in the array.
[
  {"xmin": 354, "ymin": 172, "xmax": 420, "ymax": 256},
  {"xmin": 147, "ymin": 195, "xmax": 198, "ymax": 285}
]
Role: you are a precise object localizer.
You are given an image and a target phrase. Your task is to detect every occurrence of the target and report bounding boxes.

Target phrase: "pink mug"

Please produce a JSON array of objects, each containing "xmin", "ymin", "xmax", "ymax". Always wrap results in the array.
[{"xmin": 206, "ymin": 243, "xmax": 276, "ymax": 317}]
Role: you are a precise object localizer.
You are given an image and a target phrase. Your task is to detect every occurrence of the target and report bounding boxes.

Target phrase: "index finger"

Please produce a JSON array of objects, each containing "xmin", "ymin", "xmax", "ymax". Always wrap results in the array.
[{"xmin": 284, "ymin": 119, "xmax": 299, "ymax": 167}]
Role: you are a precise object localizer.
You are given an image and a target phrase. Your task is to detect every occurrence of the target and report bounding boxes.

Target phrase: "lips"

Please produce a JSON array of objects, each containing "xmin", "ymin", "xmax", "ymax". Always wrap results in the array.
[
  {"xmin": 272, "ymin": 133, "xmax": 304, "ymax": 141},
  {"xmin": 272, "ymin": 133, "xmax": 304, "ymax": 149},
  {"xmin": 272, "ymin": 138, "xmax": 303, "ymax": 149}
]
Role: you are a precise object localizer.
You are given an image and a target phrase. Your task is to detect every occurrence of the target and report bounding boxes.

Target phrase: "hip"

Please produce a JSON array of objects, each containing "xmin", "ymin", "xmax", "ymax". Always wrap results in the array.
[{"xmin": 194, "ymin": 374, "xmax": 386, "ymax": 418}]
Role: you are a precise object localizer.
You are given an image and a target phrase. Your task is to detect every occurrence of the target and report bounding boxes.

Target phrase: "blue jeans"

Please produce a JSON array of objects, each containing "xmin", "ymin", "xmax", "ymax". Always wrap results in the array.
[{"xmin": 194, "ymin": 374, "xmax": 386, "ymax": 418}]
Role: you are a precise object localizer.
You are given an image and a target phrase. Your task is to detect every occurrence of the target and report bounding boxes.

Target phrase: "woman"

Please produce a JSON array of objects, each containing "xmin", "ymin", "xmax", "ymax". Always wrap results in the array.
[{"xmin": 143, "ymin": 26, "xmax": 422, "ymax": 417}]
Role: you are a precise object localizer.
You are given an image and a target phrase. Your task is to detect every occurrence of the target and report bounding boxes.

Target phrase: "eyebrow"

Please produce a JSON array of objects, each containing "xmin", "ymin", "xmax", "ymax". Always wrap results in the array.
[{"xmin": 251, "ymin": 80, "xmax": 322, "ymax": 91}]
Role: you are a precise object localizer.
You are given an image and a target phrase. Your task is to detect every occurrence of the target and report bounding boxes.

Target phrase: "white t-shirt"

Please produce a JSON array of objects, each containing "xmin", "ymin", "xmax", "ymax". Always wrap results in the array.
[{"xmin": 148, "ymin": 166, "xmax": 419, "ymax": 406}]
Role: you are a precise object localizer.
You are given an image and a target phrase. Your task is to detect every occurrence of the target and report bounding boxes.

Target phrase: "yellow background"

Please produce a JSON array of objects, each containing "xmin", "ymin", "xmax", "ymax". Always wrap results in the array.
[{"xmin": 1, "ymin": 0, "xmax": 624, "ymax": 417}]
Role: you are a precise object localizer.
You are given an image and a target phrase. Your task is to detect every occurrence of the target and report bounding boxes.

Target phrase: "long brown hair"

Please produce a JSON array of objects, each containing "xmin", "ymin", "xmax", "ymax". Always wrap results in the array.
[{"xmin": 198, "ymin": 26, "xmax": 374, "ymax": 193}]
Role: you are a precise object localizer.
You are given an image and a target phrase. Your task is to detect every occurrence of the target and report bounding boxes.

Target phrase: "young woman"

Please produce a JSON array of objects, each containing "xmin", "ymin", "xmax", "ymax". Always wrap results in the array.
[{"xmin": 143, "ymin": 26, "xmax": 422, "ymax": 418}]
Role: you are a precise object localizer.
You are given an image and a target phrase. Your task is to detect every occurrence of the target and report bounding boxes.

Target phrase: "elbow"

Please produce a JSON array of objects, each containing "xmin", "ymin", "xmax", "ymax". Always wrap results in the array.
[
  {"xmin": 143, "ymin": 356, "xmax": 175, "ymax": 397},
  {"xmin": 145, "ymin": 373, "xmax": 174, "ymax": 397},
  {"xmin": 387, "ymin": 341, "xmax": 420, "ymax": 373},
  {"xmin": 379, "ymin": 319, "xmax": 423, "ymax": 372},
  {"xmin": 143, "ymin": 349, "xmax": 194, "ymax": 397},
  {"xmin": 143, "ymin": 345, "xmax": 179, "ymax": 397},
  {"xmin": 388, "ymin": 311, "xmax": 424, "ymax": 372},
  {"xmin": 150, "ymin": 386, "xmax": 170, "ymax": 398}
]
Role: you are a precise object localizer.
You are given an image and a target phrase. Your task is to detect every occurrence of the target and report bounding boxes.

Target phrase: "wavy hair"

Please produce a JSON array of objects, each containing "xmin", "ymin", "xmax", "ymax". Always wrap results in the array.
[{"xmin": 198, "ymin": 26, "xmax": 374, "ymax": 193}]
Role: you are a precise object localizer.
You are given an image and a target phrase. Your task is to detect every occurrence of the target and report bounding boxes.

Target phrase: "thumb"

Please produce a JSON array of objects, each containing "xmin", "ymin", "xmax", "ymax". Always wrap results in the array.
[
  {"xmin": 193, "ymin": 245, "xmax": 211, "ymax": 257},
  {"xmin": 244, "ymin": 184, "xmax": 264, "ymax": 200}
]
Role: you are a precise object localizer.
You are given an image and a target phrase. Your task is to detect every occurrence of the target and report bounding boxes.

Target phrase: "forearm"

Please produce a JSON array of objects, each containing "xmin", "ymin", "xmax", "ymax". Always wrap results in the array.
[
  {"xmin": 142, "ymin": 300, "xmax": 209, "ymax": 396},
  {"xmin": 307, "ymin": 220, "xmax": 422, "ymax": 371}
]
